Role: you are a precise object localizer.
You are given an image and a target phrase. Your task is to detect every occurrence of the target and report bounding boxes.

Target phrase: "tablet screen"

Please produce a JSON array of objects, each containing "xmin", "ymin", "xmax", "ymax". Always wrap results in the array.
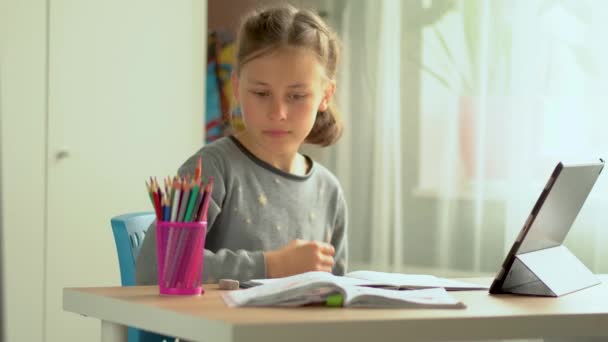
[{"xmin": 489, "ymin": 160, "xmax": 604, "ymax": 294}]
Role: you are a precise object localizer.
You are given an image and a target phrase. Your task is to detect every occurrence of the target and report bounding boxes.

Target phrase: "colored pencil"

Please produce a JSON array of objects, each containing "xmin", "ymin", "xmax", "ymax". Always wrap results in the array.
[
  {"xmin": 198, "ymin": 177, "xmax": 214, "ymax": 222},
  {"xmin": 177, "ymin": 178, "xmax": 191, "ymax": 222},
  {"xmin": 145, "ymin": 180, "xmax": 155, "ymax": 209},
  {"xmin": 194, "ymin": 156, "xmax": 202, "ymax": 183},
  {"xmin": 151, "ymin": 181, "xmax": 162, "ymax": 220},
  {"xmin": 183, "ymin": 179, "xmax": 200, "ymax": 222},
  {"xmin": 190, "ymin": 183, "xmax": 206, "ymax": 223},
  {"xmin": 162, "ymin": 194, "xmax": 171, "ymax": 221}
]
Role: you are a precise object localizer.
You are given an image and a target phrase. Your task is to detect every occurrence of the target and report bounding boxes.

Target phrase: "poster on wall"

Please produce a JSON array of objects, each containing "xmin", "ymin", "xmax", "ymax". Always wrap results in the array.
[{"xmin": 205, "ymin": 31, "xmax": 243, "ymax": 143}]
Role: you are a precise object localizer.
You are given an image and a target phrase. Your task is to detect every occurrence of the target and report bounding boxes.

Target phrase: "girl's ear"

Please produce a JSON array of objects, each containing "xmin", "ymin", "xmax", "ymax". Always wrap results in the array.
[
  {"xmin": 318, "ymin": 80, "xmax": 336, "ymax": 112},
  {"xmin": 231, "ymin": 71, "xmax": 240, "ymax": 102}
]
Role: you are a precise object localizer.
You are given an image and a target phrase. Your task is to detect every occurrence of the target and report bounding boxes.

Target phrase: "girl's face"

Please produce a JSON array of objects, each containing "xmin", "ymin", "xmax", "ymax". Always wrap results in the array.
[{"xmin": 233, "ymin": 47, "xmax": 335, "ymax": 156}]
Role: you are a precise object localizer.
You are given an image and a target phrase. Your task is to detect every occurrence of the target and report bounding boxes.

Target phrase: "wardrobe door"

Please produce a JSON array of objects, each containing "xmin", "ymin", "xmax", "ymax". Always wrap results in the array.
[{"xmin": 46, "ymin": 1, "xmax": 205, "ymax": 341}]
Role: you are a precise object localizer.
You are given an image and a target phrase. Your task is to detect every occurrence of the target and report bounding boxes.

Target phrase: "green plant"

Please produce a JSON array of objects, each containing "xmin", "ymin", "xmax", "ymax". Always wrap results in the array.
[{"xmin": 411, "ymin": 0, "xmax": 597, "ymax": 96}]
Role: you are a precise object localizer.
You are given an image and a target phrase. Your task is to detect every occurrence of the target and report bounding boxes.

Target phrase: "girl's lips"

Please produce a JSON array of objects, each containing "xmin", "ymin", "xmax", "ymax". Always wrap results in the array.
[{"xmin": 263, "ymin": 130, "xmax": 290, "ymax": 137}]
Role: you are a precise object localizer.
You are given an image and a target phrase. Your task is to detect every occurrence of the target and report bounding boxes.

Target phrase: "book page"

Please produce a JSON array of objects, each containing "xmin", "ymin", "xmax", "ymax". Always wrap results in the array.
[
  {"xmin": 222, "ymin": 271, "xmax": 469, "ymax": 308},
  {"xmin": 343, "ymin": 286, "xmax": 466, "ymax": 308},
  {"xmin": 223, "ymin": 272, "xmax": 341, "ymax": 307},
  {"xmin": 345, "ymin": 270, "xmax": 488, "ymax": 290},
  {"xmin": 251, "ymin": 274, "xmax": 370, "ymax": 287}
]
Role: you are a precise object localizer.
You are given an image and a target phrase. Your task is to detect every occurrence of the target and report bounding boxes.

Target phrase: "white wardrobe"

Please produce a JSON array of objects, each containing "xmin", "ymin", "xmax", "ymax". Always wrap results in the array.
[{"xmin": 0, "ymin": 1, "xmax": 206, "ymax": 341}]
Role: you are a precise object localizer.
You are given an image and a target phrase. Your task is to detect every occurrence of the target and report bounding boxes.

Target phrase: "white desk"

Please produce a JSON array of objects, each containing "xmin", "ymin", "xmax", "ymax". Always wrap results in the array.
[{"xmin": 63, "ymin": 277, "xmax": 608, "ymax": 342}]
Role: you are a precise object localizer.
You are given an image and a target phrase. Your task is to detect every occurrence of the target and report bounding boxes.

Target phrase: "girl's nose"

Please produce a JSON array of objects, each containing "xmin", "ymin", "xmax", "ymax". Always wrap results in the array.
[{"xmin": 268, "ymin": 99, "xmax": 288, "ymax": 121}]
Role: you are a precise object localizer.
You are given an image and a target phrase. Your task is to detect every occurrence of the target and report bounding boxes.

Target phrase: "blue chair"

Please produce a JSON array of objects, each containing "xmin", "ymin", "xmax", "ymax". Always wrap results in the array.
[{"xmin": 111, "ymin": 212, "xmax": 175, "ymax": 342}]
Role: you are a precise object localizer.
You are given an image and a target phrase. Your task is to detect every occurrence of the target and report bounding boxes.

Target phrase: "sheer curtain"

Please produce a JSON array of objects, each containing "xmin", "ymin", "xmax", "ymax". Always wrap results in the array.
[
  {"xmin": 312, "ymin": 0, "xmax": 608, "ymax": 276},
  {"xmin": 308, "ymin": 0, "xmax": 407, "ymax": 272}
]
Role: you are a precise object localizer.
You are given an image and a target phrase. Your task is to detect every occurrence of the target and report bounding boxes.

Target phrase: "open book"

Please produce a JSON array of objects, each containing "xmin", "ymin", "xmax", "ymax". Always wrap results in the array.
[
  {"xmin": 222, "ymin": 272, "xmax": 466, "ymax": 308},
  {"xmin": 247, "ymin": 270, "xmax": 488, "ymax": 291}
]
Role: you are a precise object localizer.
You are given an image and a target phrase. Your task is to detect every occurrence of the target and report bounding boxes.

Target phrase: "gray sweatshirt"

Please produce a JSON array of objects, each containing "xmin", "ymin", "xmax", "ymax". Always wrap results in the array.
[{"xmin": 135, "ymin": 136, "xmax": 348, "ymax": 284}]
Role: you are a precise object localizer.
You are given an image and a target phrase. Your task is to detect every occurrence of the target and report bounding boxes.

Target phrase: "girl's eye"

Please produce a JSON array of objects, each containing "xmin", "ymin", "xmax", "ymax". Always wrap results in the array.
[
  {"xmin": 289, "ymin": 93, "xmax": 309, "ymax": 101},
  {"xmin": 251, "ymin": 90, "xmax": 270, "ymax": 97}
]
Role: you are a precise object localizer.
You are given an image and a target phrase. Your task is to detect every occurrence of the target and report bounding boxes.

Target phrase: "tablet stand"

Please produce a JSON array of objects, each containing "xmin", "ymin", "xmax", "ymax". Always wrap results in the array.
[{"xmin": 501, "ymin": 245, "xmax": 600, "ymax": 297}]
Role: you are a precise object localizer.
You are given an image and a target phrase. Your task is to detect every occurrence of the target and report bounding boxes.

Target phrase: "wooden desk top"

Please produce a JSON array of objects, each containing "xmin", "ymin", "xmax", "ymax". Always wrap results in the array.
[{"xmin": 64, "ymin": 277, "xmax": 608, "ymax": 341}]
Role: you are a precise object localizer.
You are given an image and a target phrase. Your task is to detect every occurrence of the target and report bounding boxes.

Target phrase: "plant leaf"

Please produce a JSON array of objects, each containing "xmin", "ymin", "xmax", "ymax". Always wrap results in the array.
[
  {"xmin": 433, "ymin": 26, "xmax": 472, "ymax": 93},
  {"xmin": 537, "ymin": 0, "xmax": 559, "ymax": 16},
  {"xmin": 462, "ymin": 0, "xmax": 481, "ymax": 90},
  {"xmin": 405, "ymin": 52, "xmax": 457, "ymax": 93},
  {"xmin": 569, "ymin": 44, "xmax": 597, "ymax": 75},
  {"xmin": 561, "ymin": 0, "xmax": 592, "ymax": 23}
]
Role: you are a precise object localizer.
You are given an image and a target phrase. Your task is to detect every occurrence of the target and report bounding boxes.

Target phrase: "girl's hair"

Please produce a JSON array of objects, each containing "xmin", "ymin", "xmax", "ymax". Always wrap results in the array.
[{"xmin": 235, "ymin": 4, "xmax": 343, "ymax": 146}]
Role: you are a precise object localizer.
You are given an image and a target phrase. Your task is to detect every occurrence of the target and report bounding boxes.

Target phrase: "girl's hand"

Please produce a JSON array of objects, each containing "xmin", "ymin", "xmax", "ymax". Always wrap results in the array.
[{"xmin": 264, "ymin": 239, "xmax": 335, "ymax": 278}]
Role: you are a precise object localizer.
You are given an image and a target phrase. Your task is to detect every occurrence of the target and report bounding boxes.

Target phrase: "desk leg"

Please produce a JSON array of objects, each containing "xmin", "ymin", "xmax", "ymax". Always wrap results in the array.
[{"xmin": 100, "ymin": 320, "xmax": 127, "ymax": 342}]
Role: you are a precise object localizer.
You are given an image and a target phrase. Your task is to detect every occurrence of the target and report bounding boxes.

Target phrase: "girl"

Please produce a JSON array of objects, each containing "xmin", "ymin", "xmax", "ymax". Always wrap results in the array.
[{"xmin": 136, "ymin": 4, "xmax": 347, "ymax": 284}]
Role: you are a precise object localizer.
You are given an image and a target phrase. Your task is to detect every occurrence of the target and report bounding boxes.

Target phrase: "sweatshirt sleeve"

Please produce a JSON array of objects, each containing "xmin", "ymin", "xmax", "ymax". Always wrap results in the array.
[
  {"xmin": 135, "ymin": 148, "xmax": 267, "ymax": 285},
  {"xmin": 192, "ymin": 187, "xmax": 267, "ymax": 282},
  {"xmin": 178, "ymin": 150, "xmax": 267, "ymax": 283},
  {"xmin": 331, "ymin": 189, "xmax": 348, "ymax": 276}
]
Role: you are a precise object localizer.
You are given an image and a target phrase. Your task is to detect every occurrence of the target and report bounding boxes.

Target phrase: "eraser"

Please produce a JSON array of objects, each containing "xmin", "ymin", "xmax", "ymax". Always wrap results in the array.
[{"xmin": 219, "ymin": 279, "xmax": 240, "ymax": 290}]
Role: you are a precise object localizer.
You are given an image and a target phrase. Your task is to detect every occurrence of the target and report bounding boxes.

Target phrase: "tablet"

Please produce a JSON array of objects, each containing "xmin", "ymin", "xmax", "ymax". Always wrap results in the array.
[{"xmin": 489, "ymin": 159, "xmax": 604, "ymax": 294}]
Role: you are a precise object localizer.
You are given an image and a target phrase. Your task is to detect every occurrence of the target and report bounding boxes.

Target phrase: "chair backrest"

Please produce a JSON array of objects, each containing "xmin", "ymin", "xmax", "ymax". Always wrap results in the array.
[
  {"xmin": 111, "ymin": 212, "xmax": 156, "ymax": 286},
  {"xmin": 111, "ymin": 212, "xmax": 175, "ymax": 342}
]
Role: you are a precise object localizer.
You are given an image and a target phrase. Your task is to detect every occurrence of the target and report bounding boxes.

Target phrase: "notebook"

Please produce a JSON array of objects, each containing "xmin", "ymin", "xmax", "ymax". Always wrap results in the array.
[
  {"xmin": 223, "ymin": 271, "xmax": 467, "ymax": 308},
  {"xmin": 244, "ymin": 270, "xmax": 488, "ymax": 291}
]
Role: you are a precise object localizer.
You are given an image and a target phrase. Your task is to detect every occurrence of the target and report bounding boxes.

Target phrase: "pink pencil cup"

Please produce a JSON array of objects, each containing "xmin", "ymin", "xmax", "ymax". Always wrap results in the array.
[{"xmin": 155, "ymin": 221, "xmax": 207, "ymax": 295}]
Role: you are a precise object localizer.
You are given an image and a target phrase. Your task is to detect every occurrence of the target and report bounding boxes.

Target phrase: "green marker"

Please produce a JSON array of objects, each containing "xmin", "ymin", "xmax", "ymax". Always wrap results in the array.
[{"xmin": 325, "ymin": 293, "xmax": 343, "ymax": 307}]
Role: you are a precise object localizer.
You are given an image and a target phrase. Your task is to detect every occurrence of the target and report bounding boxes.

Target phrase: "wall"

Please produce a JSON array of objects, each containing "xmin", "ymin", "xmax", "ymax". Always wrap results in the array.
[
  {"xmin": 1, "ymin": 0, "xmax": 206, "ymax": 341},
  {"xmin": 0, "ymin": 12, "xmax": 6, "ymax": 342},
  {"xmin": 0, "ymin": 0, "xmax": 48, "ymax": 341}
]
